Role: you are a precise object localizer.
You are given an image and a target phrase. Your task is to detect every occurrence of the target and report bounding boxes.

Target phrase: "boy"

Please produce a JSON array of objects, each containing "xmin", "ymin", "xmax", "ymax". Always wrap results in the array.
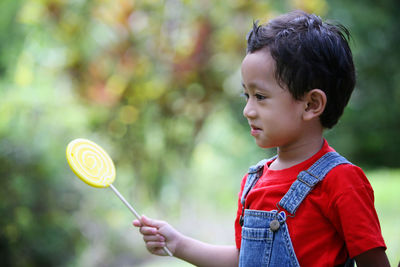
[{"xmin": 133, "ymin": 11, "xmax": 389, "ymax": 266}]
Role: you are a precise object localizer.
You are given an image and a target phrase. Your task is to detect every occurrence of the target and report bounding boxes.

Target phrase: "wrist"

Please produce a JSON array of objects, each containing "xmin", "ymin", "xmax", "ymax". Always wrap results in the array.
[{"xmin": 173, "ymin": 233, "xmax": 190, "ymax": 259}]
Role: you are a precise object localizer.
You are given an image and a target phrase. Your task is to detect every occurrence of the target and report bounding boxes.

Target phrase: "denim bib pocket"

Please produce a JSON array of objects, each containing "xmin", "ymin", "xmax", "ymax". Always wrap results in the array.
[
  {"xmin": 240, "ymin": 210, "xmax": 275, "ymax": 266},
  {"xmin": 241, "ymin": 226, "xmax": 273, "ymax": 241}
]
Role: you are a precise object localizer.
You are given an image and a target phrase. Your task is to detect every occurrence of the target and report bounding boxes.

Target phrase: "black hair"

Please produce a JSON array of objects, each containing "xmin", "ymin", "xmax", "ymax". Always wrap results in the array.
[{"xmin": 246, "ymin": 10, "xmax": 356, "ymax": 128}]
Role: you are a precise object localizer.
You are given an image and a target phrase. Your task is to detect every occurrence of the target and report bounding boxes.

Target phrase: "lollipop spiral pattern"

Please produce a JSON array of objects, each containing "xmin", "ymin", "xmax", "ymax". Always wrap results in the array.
[{"xmin": 66, "ymin": 139, "xmax": 116, "ymax": 188}]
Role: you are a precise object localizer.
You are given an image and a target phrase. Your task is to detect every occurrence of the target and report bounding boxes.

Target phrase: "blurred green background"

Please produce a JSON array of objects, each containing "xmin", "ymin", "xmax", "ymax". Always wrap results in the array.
[{"xmin": 1, "ymin": 0, "xmax": 399, "ymax": 266}]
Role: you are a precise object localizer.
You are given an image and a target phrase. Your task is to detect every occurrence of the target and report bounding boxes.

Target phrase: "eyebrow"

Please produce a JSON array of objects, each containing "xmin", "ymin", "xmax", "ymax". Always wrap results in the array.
[{"xmin": 241, "ymin": 80, "xmax": 269, "ymax": 92}]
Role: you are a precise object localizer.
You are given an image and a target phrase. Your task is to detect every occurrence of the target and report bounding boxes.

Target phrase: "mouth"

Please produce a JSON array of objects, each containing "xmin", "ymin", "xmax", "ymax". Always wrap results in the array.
[
  {"xmin": 251, "ymin": 125, "xmax": 262, "ymax": 130},
  {"xmin": 250, "ymin": 124, "xmax": 262, "ymax": 136}
]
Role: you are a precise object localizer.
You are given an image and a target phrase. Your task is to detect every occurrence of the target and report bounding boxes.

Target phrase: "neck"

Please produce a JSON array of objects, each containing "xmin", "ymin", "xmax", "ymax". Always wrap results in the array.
[{"xmin": 269, "ymin": 135, "xmax": 324, "ymax": 170}]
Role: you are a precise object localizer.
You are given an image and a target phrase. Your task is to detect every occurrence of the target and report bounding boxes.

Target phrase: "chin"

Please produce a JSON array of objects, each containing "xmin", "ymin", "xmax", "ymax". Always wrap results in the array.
[
  {"xmin": 255, "ymin": 139, "xmax": 276, "ymax": 149},
  {"xmin": 255, "ymin": 141, "xmax": 270, "ymax": 149}
]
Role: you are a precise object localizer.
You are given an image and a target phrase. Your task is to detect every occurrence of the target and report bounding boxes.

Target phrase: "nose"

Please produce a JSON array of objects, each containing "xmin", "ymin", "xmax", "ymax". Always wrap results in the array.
[{"xmin": 243, "ymin": 100, "xmax": 257, "ymax": 119}]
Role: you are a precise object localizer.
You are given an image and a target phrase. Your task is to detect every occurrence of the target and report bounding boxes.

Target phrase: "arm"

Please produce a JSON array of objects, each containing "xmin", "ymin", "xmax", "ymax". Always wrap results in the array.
[
  {"xmin": 354, "ymin": 247, "xmax": 390, "ymax": 267},
  {"xmin": 174, "ymin": 236, "xmax": 239, "ymax": 267},
  {"xmin": 133, "ymin": 215, "xmax": 239, "ymax": 267}
]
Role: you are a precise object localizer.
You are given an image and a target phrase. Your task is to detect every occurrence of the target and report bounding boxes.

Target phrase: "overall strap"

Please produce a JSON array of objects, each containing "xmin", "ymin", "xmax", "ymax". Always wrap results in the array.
[
  {"xmin": 239, "ymin": 157, "xmax": 275, "ymax": 226},
  {"xmin": 279, "ymin": 151, "xmax": 351, "ymax": 215},
  {"xmin": 240, "ymin": 158, "xmax": 270, "ymax": 206}
]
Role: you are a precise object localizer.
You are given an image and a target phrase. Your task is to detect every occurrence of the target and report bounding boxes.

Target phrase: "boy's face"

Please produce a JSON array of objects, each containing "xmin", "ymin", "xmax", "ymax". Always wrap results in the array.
[{"xmin": 241, "ymin": 49, "xmax": 306, "ymax": 149}]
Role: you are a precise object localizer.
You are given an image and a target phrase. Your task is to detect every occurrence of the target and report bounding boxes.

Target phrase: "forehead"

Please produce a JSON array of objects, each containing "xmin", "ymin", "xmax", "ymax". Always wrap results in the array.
[
  {"xmin": 242, "ymin": 49, "xmax": 276, "ymax": 74},
  {"xmin": 241, "ymin": 49, "xmax": 277, "ymax": 85}
]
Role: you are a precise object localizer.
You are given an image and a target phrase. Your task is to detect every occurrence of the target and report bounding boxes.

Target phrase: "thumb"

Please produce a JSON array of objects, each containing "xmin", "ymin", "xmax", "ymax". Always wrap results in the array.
[
  {"xmin": 140, "ymin": 215, "xmax": 165, "ymax": 229},
  {"xmin": 132, "ymin": 219, "xmax": 142, "ymax": 227}
]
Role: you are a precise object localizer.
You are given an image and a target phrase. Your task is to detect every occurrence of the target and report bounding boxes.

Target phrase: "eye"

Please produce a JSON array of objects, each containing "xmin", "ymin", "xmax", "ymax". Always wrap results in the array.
[{"xmin": 255, "ymin": 93, "xmax": 266, "ymax": 101}]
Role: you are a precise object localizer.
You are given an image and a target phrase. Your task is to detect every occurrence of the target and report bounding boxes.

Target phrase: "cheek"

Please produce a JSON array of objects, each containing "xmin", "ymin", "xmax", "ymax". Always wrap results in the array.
[
  {"xmin": 268, "ymin": 106, "xmax": 303, "ymax": 130},
  {"xmin": 281, "ymin": 100, "xmax": 304, "ymax": 120}
]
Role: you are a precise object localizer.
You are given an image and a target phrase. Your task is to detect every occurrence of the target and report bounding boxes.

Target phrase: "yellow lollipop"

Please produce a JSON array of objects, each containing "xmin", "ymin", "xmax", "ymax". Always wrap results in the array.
[
  {"xmin": 66, "ymin": 138, "xmax": 173, "ymax": 256},
  {"xmin": 66, "ymin": 138, "xmax": 116, "ymax": 188}
]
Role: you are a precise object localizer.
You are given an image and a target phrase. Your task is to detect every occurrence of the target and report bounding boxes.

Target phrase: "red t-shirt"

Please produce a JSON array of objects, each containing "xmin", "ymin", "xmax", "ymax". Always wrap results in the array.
[{"xmin": 235, "ymin": 140, "xmax": 386, "ymax": 266}]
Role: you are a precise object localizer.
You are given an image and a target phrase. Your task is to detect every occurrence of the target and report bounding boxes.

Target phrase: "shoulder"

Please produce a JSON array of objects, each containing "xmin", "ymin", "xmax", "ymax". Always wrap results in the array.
[
  {"xmin": 320, "ymin": 162, "xmax": 375, "ymax": 208},
  {"xmin": 324, "ymin": 162, "xmax": 372, "ymax": 191},
  {"xmin": 316, "ymin": 142, "xmax": 371, "ymax": 188}
]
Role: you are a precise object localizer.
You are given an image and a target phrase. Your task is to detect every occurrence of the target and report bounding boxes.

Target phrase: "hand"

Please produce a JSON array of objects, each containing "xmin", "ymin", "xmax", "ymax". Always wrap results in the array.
[
  {"xmin": 133, "ymin": 215, "xmax": 181, "ymax": 256},
  {"xmin": 134, "ymin": 215, "xmax": 239, "ymax": 266}
]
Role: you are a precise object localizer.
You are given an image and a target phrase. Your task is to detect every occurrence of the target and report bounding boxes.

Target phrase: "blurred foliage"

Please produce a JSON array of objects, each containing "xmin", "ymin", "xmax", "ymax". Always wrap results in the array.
[
  {"xmin": 0, "ymin": 0, "xmax": 399, "ymax": 266},
  {"xmin": 326, "ymin": 0, "xmax": 400, "ymax": 168}
]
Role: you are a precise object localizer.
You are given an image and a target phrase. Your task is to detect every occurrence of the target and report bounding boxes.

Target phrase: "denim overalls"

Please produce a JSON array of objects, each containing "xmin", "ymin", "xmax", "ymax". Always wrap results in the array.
[{"xmin": 239, "ymin": 152, "xmax": 355, "ymax": 267}]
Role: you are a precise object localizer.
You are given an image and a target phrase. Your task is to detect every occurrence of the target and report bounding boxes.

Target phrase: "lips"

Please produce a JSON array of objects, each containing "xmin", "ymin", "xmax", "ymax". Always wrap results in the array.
[{"xmin": 250, "ymin": 124, "xmax": 262, "ymax": 136}]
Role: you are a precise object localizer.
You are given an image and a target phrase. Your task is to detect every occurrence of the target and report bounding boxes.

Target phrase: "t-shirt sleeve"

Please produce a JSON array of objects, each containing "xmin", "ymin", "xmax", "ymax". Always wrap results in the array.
[{"xmin": 324, "ymin": 164, "xmax": 386, "ymax": 258}]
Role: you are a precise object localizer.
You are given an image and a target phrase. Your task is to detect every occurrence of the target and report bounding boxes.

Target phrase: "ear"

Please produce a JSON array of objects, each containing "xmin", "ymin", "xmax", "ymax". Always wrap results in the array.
[{"xmin": 302, "ymin": 89, "xmax": 327, "ymax": 121}]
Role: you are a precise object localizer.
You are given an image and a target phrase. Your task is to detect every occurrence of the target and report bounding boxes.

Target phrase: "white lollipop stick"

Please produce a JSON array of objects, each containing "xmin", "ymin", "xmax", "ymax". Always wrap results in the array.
[
  {"xmin": 109, "ymin": 184, "xmax": 173, "ymax": 257},
  {"xmin": 66, "ymin": 139, "xmax": 173, "ymax": 257}
]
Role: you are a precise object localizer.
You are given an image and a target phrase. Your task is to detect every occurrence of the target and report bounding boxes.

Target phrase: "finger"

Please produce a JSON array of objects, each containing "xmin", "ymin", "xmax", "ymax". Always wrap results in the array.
[
  {"xmin": 146, "ymin": 241, "xmax": 166, "ymax": 252},
  {"xmin": 139, "ymin": 226, "xmax": 158, "ymax": 235},
  {"xmin": 141, "ymin": 215, "xmax": 165, "ymax": 229},
  {"xmin": 143, "ymin": 234, "xmax": 165, "ymax": 243},
  {"xmin": 132, "ymin": 219, "xmax": 142, "ymax": 227},
  {"xmin": 153, "ymin": 248, "xmax": 168, "ymax": 256},
  {"xmin": 148, "ymin": 246, "xmax": 167, "ymax": 256}
]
